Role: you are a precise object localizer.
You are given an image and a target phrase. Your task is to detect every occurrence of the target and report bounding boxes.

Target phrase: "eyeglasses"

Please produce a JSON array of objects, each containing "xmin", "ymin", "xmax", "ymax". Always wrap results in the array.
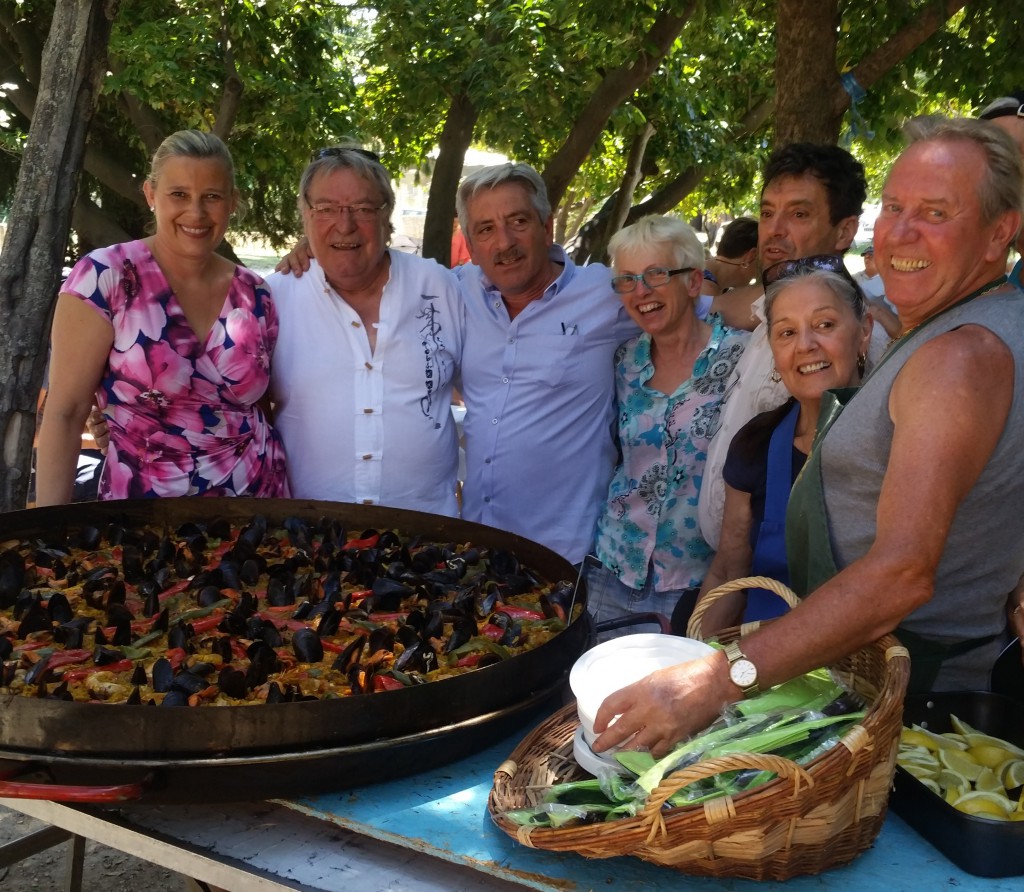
[
  {"xmin": 306, "ymin": 203, "xmax": 387, "ymax": 222},
  {"xmin": 610, "ymin": 266, "xmax": 695, "ymax": 294},
  {"xmin": 311, "ymin": 146, "xmax": 382, "ymax": 163},
  {"xmin": 761, "ymin": 254, "xmax": 856, "ymax": 290}
]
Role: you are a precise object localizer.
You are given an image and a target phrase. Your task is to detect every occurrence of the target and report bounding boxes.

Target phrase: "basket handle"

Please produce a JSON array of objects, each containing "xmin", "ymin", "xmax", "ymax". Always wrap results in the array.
[
  {"xmin": 638, "ymin": 752, "xmax": 814, "ymax": 840},
  {"xmin": 686, "ymin": 577, "xmax": 800, "ymax": 641}
]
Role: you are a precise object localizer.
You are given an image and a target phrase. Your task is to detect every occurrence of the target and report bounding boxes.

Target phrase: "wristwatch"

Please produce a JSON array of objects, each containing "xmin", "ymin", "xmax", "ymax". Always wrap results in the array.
[{"xmin": 723, "ymin": 641, "xmax": 760, "ymax": 698}]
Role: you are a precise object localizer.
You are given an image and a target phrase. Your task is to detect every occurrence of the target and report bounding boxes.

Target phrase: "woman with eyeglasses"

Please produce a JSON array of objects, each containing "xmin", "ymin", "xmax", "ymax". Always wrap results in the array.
[
  {"xmin": 265, "ymin": 145, "xmax": 463, "ymax": 515},
  {"xmin": 584, "ymin": 216, "xmax": 748, "ymax": 635},
  {"xmin": 694, "ymin": 263, "xmax": 872, "ymax": 634},
  {"xmin": 36, "ymin": 130, "xmax": 288, "ymax": 504}
]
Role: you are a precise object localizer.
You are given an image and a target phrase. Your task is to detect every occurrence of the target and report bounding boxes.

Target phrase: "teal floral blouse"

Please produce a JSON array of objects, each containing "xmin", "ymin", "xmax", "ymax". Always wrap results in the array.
[{"xmin": 594, "ymin": 316, "xmax": 748, "ymax": 591}]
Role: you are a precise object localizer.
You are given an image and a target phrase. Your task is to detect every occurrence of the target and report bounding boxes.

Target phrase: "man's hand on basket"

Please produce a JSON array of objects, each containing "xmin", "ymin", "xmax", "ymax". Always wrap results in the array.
[
  {"xmin": 591, "ymin": 651, "xmax": 736, "ymax": 758},
  {"xmin": 86, "ymin": 408, "xmax": 109, "ymax": 454}
]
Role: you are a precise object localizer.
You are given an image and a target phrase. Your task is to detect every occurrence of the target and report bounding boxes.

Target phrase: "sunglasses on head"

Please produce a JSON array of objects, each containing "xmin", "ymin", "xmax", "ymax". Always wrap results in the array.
[
  {"xmin": 761, "ymin": 254, "xmax": 856, "ymax": 290},
  {"xmin": 311, "ymin": 146, "xmax": 381, "ymax": 163}
]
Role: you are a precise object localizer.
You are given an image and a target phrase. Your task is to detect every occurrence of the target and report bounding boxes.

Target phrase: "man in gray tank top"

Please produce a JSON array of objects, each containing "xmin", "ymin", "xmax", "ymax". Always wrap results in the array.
[{"xmin": 589, "ymin": 117, "xmax": 1024, "ymax": 756}]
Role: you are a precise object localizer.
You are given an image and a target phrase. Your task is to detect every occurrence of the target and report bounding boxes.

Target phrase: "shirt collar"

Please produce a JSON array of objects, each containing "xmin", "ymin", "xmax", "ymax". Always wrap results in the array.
[{"xmin": 481, "ymin": 244, "xmax": 571, "ymax": 301}]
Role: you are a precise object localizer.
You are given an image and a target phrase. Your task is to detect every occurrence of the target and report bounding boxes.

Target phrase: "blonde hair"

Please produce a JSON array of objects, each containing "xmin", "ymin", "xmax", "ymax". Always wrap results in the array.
[
  {"xmin": 147, "ymin": 130, "xmax": 236, "ymax": 189},
  {"xmin": 608, "ymin": 216, "xmax": 704, "ymax": 271}
]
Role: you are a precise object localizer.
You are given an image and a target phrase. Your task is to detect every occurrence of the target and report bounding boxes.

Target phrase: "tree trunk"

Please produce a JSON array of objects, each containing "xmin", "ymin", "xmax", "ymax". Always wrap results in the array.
[
  {"xmin": 0, "ymin": 0, "xmax": 119, "ymax": 512},
  {"xmin": 773, "ymin": 0, "xmax": 841, "ymax": 145},
  {"xmin": 422, "ymin": 91, "xmax": 478, "ymax": 265}
]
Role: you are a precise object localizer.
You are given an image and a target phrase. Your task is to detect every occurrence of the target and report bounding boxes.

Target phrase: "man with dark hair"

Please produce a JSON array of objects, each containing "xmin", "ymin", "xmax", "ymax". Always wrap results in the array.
[
  {"xmin": 701, "ymin": 217, "xmax": 758, "ymax": 306},
  {"xmin": 699, "ymin": 143, "xmax": 885, "ymax": 548}
]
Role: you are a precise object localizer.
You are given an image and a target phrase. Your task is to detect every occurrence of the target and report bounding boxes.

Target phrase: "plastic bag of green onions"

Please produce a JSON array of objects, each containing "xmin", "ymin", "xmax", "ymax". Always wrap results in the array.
[{"xmin": 504, "ymin": 668, "xmax": 864, "ymax": 827}]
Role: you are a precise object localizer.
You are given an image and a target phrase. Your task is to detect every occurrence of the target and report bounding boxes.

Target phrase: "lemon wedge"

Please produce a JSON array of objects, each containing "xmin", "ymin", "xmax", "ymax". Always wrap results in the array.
[
  {"xmin": 937, "ymin": 768, "xmax": 969, "ymax": 795},
  {"xmin": 901, "ymin": 726, "xmax": 966, "ymax": 752},
  {"xmin": 965, "ymin": 733, "xmax": 1024, "ymax": 759},
  {"xmin": 952, "ymin": 790, "xmax": 1015, "ymax": 819},
  {"xmin": 950, "ymin": 715, "xmax": 978, "ymax": 737},
  {"xmin": 1005, "ymin": 760, "xmax": 1024, "ymax": 790},
  {"xmin": 939, "ymin": 747, "xmax": 984, "ymax": 781},
  {"xmin": 968, "ymin": 744, "xmax": 1014, "ymax": 769},
  {"xmin": 975, "ymin": 767, "xmax": 1004, "ymax": 793}
]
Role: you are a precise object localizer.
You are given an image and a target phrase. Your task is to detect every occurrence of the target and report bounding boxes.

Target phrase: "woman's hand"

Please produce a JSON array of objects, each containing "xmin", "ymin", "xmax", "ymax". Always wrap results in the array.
[
  {"xmin": 590, "ymin": 651, "xmax": 734, "ymax": 758},
  {"xmin": 87, "ymin": 408, "xmax": 109, "ymax": 454},
  {"xmin": 274, "ymin": 237, "xmax": 314, "ymax": 277}
]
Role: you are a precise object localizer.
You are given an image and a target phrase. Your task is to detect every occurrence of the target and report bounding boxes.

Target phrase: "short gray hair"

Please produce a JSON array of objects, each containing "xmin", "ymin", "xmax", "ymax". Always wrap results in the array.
[
  {"xmin": 147, "ymin": 130, "xmax": 235, "ymax": 188},
  {"xmin": 764, "ymin": 268, "xmax": 867, "ymax": 326},
  {"xmin": 607, "ymin": 215, "xmax": 705, "ymax": 272},
  {"xmin": 298, "ymin": 144, "xmax": 395, "ymax": 236},
  {"xmin": 456, "ymin": 163, "xmax": 551, "ymax": 232},
  {"xmin": 902, "ymin": 116, "xmax": 1024, "ymax": 230}
]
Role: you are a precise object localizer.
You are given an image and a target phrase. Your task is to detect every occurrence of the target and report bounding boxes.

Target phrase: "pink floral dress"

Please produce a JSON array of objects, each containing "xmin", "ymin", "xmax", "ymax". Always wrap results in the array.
[{"xmin": 61, "ymin": 240, "xmax": 289, "ymax": 499}]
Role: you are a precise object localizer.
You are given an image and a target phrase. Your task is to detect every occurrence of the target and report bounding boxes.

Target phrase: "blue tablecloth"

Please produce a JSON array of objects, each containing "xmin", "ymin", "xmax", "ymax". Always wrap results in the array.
[{"xmin": 288, "ymin": 732, "xmax": 1017, "ymax": 891}]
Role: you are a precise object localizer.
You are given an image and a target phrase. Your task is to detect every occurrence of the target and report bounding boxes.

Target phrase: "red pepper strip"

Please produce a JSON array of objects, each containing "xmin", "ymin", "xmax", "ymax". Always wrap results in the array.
[
  {"xmin": 61, "ymin": 658, "xmax": 135, "ymax": 682},
  {"xmin": 188, "ymin": 685, "xmax": 219, "ymax": 707},
  {"xmin": 367, "ymin": 612, "xmax": 406, "ymax": 623},
  {"xmin": 264, "ymin": 604, "xmax": 297, "ymax": 614},
  {"xmin": 230, "ymin": 640, "xmax": 249, "ymax": 661},
  {"xmin": 0, "ymin": 777, "xmax": 147, "ymax": 802},
  {"xmin": 204, "ymin": 539, "xmax": 235, "ymax": 568},
  {"xmin": 480, "ymin": 624, "xmax": 506, "ymax": 641},
  {"xmin": 158, "ymin": 579, "xmax": 192, "ymax": 604},
  {"xmin": 344, "ymin": 534, "xmax": 379, "ymax": 550},
  {"xmin": 165, "ymin": 647, "xmax": 188, "ymax": 670},
  {"xmin": 373, "ymin": 675, "xmax": 405, "ymax": 692},
  {"xmin": 495, "ymin": 605, "xmax": 545, "ymax": 621},
  {"xmin": 257, "ymin": 613, "xmax": 306, "ymax": 632},
  {"xmin": 320, "ymin": 640, "xmax": 345, "ymax": 654},
  {"xmin": 189, "ymin": 613, "xmax": 224, "ymax": 634},
  {"xmin": 456, "ymin": 653, "xmax": 482, "ymax": 668},
  {"xmin": 14, "ymin": 640, "xmax": 50, "ymax": 652},
  {"xmin": 43, "ymin": 649, "xmax": 93, "ymax": 669},
  {"xmin": 348, "ymin": 589, "xmax": 372, "ymax": 604}
]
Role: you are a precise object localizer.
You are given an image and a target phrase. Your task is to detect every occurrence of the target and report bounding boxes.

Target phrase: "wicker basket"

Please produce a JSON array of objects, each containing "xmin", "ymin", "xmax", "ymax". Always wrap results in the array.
[{"xmin": 488, "ymin": 577, "xmax": 911, "ymax": 880}]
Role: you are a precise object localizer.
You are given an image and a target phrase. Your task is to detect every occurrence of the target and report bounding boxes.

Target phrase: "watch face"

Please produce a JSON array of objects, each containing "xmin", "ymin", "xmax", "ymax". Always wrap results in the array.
[{"xmin": 731, "ymin": 659, "xmax": 757, "ymax": 688}]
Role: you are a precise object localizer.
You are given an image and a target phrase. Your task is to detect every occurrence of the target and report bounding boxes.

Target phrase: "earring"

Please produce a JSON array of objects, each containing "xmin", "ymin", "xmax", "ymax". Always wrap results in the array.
[
  {"xmin": 857, "ymin": 353, "xmax": 867, "ymax": 377},
  {"xmin": 770, "ymin": 366, "xmax": 781, "ymax": 384},
  {"xmin": 149, "ymin": 206, "xmax": 155, "ymax": 212}
]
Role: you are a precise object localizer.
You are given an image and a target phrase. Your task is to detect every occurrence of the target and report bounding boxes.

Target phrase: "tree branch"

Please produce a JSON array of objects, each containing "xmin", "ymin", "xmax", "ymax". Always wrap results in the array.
[
  {"xmin": 830, "ymin": 0, "xmax": 967, "ymax": 117},
  {"xmin": 109, "ymin": 59, "xmax": 165, "ymax": 154},
  {"xmin": 542, "ymin": 1, "xmax": 699, "ymax": 207}
]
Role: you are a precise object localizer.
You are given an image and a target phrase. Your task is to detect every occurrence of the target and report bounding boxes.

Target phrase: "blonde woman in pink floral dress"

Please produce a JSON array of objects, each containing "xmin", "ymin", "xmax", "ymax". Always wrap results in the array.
[{"xmin": 36, "ymin": 130, "xmax": 288, "ymax": 504}]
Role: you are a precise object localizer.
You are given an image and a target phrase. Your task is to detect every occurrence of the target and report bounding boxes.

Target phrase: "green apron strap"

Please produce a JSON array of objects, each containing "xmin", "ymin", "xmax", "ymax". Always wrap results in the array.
[{"xmin": 785, "ymin": 386, "xmax": 859, "ymax": 596}]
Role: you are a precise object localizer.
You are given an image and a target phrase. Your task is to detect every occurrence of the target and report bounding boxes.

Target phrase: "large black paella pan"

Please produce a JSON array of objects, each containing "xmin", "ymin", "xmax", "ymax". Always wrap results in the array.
[{"xmin": 0, "ymin": 499, "xmax": 589, "ymax": 801}]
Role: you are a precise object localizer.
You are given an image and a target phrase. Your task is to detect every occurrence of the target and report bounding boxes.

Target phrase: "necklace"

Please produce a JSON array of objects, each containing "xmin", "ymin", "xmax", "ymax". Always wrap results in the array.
[{"xmin": 885, "ymin": 275, "xmax": 1008, "ymax": 351}]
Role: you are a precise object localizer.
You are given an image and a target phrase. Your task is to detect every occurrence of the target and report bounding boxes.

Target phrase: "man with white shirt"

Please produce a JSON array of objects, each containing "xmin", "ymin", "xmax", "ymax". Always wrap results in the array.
[
  {"xmin": 268, "ymin": 147, "xmax": 464, "ymax": 515},
  {"xmin": 455, "ymin": 163, "xmax": 638, "ymax": 564},
  {"xmin": 698, "ymin": 143, "xmax": 880, "ymax": 549}
]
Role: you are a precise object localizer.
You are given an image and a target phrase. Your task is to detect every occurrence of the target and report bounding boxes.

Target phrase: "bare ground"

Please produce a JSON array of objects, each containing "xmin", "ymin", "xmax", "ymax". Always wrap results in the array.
[{"xmin": 0, "ymin": 805, "xmax": 186, "ymax": 891}]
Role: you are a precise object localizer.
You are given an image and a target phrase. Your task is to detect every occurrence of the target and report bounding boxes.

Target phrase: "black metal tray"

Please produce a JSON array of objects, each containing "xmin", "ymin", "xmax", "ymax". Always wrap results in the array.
[{"xmin": 890, "ymin": 692, "xmax": 1024, "ymax": 878}]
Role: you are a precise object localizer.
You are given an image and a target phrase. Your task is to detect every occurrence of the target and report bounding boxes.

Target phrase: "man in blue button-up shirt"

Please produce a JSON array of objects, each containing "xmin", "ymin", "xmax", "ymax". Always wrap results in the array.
[{"xmin": 455, "ymin": 164, "xmax": 638, "ymax": 564}]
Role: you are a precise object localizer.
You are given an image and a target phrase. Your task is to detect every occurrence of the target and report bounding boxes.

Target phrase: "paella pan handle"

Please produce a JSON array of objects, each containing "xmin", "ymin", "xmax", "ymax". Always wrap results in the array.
[{"xmin": 0, "ymin": 765, "xmax": 149, "ymax": 802}]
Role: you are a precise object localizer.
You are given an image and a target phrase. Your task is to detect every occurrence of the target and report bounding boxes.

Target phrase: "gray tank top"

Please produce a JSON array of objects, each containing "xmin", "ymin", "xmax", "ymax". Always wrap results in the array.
[{"xmin": 821, "ymin": 284, "xmax": 1024, "ymax": 687}]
